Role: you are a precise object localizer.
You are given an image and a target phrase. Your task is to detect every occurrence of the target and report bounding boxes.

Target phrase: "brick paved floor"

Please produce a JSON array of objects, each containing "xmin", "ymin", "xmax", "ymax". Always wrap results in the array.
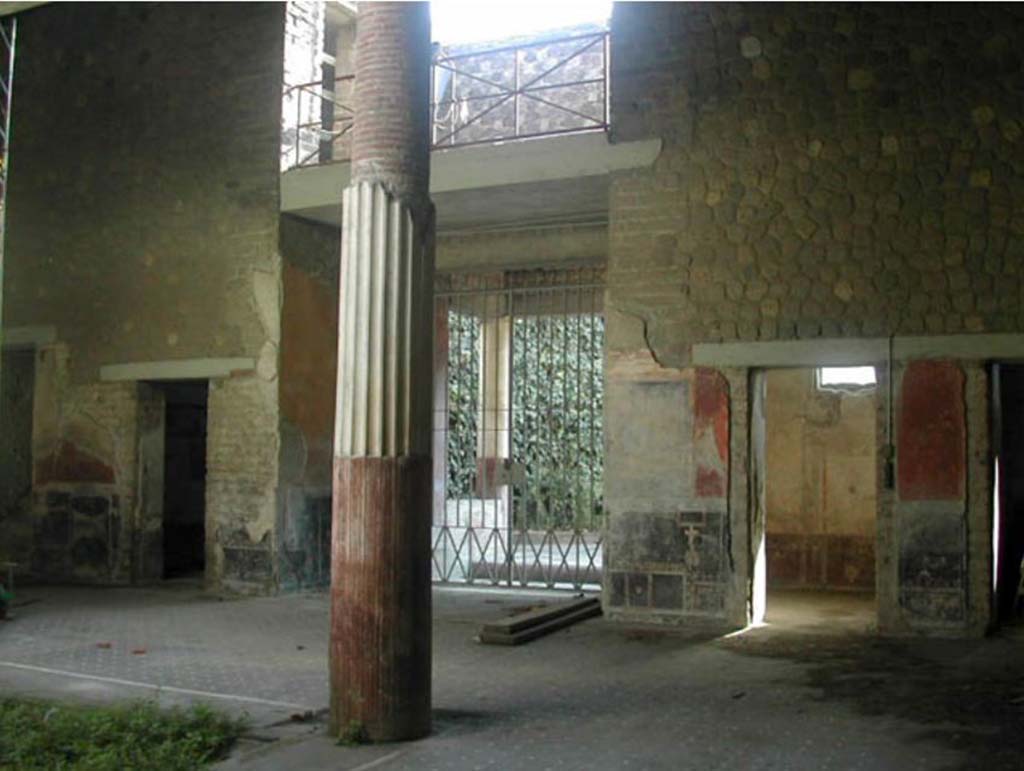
[{"xmin": 1, "ymin": 584, "xmax": 1021, "ymax": 770}]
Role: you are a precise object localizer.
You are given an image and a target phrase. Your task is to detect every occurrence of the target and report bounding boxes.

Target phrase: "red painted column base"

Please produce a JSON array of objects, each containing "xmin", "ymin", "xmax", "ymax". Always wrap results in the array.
[{"xmin": 329, "ymin": 455, "xmax": 432, "ymax": 741}]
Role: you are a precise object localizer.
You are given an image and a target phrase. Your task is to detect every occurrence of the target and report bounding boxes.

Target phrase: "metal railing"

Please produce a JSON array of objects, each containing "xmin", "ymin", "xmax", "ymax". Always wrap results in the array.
[
  {"xmin": 431, "ymin": 30, "xmax": 609, "ymax": 149},
  {"xmin": 280, "ymin": 30, "xmax": 609, "ymax": 170},
  {"xmin": 280, "ymin": 74, "xmax": 354, "ymax": 170}
]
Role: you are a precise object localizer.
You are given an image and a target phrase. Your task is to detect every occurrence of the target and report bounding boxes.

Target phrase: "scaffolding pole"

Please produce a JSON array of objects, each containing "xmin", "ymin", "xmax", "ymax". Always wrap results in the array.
[{"xmin": 0, "ymin": 14, "xmax": 15, "ymax": 396}]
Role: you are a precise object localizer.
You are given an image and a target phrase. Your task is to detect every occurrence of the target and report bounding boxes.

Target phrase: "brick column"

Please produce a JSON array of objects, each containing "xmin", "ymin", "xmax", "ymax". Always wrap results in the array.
[{"xmin": 329, "ymin": 2, "xmax": 434, "ymax": 741}]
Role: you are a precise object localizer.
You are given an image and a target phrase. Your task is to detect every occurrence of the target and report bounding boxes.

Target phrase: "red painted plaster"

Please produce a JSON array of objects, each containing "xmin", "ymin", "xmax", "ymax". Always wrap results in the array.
[
  {"xmin": 35, "ymin": 440, "xmax": 115, "ymax": 485},
  {"xmin": 897, "ymin": 360, "xmax": 965, "ymax": 501},
  {"xmin": 694, "ymin": 368, "xmax": 729, "ymax": 498},
  {"xmin": 280, "ymin": 262, "xmax": 339, "ymax": 479},
  {"xmin": 696, "ymin": 467, "xmax": 725, "ymax": 498}
]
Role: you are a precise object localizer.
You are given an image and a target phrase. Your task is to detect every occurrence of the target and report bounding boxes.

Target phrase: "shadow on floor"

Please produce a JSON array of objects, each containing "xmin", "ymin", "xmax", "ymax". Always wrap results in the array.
[{"xmin": 722, "ymin": 590, "xmax": 1024, "ymax": 771}]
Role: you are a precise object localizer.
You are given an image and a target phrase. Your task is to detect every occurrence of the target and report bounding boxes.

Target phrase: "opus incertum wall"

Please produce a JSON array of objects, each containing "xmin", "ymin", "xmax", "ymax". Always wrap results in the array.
[{"xmin": 604, "ymin": 3, "xmax": 1022, "ymax": 635}]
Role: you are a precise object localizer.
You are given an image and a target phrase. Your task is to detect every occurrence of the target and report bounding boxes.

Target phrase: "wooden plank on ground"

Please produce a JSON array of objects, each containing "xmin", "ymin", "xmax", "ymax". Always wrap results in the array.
[
  {"xmin": 479, "ymin": 596, "xmax": 602, "ymax": 645},
  {"xmin": 480, "ymin": 596, "xmax": 600, "ymax": 635}
]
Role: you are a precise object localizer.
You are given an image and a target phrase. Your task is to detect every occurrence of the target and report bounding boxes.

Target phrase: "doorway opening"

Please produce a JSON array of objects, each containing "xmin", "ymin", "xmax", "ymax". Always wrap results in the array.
[
  {"xmin": 431, "ymin": 268, "xmax": 605, "ymax": 590},
  {"xmin": 994, "ymin": 363, "xmax": 1024, "ymax": 625},
  {"xmin": 753, "ymin": 367, "xmax": 878, "ymax": 631},
  {"xmin": 159, "ymin": 381, "xmax": 208, "ymax": 579},
  {"xmin": 0, "ymin": 349, "xmax": 35, "ymax": 569}
]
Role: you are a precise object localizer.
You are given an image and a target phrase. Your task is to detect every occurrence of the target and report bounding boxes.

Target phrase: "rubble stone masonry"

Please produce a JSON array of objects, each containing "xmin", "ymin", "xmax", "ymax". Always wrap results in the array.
[{"xmin": 604, "ymin": 3, "xmax": 1024, "ymax": 633}]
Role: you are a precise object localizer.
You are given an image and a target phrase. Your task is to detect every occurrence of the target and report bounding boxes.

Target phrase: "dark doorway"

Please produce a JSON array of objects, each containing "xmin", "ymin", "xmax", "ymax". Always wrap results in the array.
[
  {"xmin": 161, "ymin": 382, "xmax": 208, "ymax": 579},
  {"xmin": 1, "ymin": 350, "xmax": 35, "ymax": 566},
  {"xmin": 996, "ymin": 364, "xmax": 1024, "ymax": 623}
]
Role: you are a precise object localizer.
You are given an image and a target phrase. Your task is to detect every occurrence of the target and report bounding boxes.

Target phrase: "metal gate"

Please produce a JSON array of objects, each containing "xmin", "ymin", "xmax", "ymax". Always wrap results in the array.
[{"xmin": 432, "ymin": 268, "xmax": 604, "ymax": 590}]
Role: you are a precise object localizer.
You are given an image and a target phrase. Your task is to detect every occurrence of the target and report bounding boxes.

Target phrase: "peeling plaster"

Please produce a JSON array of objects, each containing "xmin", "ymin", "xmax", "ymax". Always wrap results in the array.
[
  {"xmin": 257, "ymin": 341, "xmax": 279, "ymax": 381},
  {"xmin": 606, "ymin": 305, "xmax": 687, "ymax": 383},
  {"xmin": 252, "ymin": 269, "xmax": 282, "ymax": 345}
]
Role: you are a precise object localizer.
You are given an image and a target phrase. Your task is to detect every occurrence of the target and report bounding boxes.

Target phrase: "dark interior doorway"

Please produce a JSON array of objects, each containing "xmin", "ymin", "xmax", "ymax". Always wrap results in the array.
[
  {"xmin": 0, "ymin": 350, "xmax": 35, "ymax": 566},
  {"xmin": 996, "ymin": 364, "xmax": 1024, "ymax": 623},
  {"xmin": 160, "ymin": 381, "xmax": 208, "ymax": 579}
]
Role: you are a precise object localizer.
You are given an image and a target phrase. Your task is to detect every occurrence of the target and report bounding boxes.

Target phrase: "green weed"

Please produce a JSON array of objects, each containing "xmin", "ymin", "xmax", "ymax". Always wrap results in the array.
[{"xmin": 0, "ymin": 698, "xmax": 246, "ymax": 770}]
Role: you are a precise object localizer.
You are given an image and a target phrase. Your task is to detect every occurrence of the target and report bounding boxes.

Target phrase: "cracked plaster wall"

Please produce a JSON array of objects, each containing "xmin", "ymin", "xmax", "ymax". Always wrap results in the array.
[
  {"xmin": 30, "ymin": 345, "xmax": 140, "ymax": 583},
  {"xmin": 1, "ymin": 3, "xmax": 286, "ymax": 589},
  {"xmin": 277, "ymin": 215, "xmax": 339, "ymax": 590},
  {"xmin": 604, "ymin": 2, "xmax": 1020, "ymax": 630}
]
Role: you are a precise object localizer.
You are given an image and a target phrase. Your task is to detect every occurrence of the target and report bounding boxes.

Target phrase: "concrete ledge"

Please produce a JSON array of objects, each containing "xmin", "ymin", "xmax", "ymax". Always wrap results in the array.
[
  {"xmin": 99, "ymin": 357, "xmax": 255, "ymax": 382},
  {"xmin": 693, "ymin": 338, "xmax": 885, "ymax": 368},
  {"xmin": 281, "ymin": 134, "xmax": 662, "ymax": 225},
  {"xmin": 896, "ymin": 333, "xmax": 1024, "ymax": 361},
  {"xmin": 1, "ymin": 325, "xmax": 57, "ymax": 349},
  {"xmin": 430, "ymin": 134, "xmax": 663, "ymax": 193},
  {"xmin": 693, "ymin": 334, "xmax": 1024, "ymax": 368}
]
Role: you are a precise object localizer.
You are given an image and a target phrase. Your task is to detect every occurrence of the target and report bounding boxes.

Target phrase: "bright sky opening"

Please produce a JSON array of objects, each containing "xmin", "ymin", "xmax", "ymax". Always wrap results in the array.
[
  {"xmin": 431, "ymin": 0, "xmax": 612, "ymax": 45},
  {"xmin": 819, "ymin": 366, "xmax": 878, "ymax": 387}
]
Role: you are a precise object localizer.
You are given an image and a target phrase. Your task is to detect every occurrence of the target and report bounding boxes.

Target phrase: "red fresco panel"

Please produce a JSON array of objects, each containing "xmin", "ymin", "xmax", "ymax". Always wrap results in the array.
[
  {"xmin": 897, "ymin": 360, "xmax": 965, "ymax": 501},
  {"xmin": 694, "ymin": 368, "xmax": 729, "ymax": 498}
]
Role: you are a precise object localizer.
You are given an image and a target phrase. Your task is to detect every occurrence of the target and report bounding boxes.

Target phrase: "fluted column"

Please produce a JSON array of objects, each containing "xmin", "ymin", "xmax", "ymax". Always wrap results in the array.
[{"xmin": 329, "ymin": 2, "xmax": 434, "ymax": 742}]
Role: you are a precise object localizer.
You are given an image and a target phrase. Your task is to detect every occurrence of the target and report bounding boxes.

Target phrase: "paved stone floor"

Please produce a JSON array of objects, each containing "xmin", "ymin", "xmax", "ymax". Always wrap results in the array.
[{"xmin": 1, "ymin": 584, "xmax": 1022, "ymax": 770}]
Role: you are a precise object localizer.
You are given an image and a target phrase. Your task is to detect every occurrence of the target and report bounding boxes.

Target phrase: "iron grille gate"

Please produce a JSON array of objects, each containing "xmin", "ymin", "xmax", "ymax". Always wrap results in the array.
[{"xmin": 432, "ymin": 269, "xmax": 605, "ymax": 591}]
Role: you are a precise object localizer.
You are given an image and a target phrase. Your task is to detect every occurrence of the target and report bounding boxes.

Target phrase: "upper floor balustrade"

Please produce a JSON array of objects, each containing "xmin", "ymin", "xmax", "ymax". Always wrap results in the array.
[{"xmin": 282, "ymin": 29, "xmax": 609, "ymax": 171}]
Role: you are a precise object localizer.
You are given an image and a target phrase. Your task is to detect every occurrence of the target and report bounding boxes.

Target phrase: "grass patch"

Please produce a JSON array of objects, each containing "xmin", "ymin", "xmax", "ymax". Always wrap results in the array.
[
  {"xmin": 336, "ymin": 719, "xmax": 369, "ymax": 747},
  {"xmin": 0, "ymin": 698, "xmax": 246, "ymax": 770}
]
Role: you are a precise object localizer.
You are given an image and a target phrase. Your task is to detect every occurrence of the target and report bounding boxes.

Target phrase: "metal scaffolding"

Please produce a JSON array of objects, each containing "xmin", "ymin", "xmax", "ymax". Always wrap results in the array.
[{"xmin": 0, "ymin": 14, "xmax": 15, "ymax": 389}]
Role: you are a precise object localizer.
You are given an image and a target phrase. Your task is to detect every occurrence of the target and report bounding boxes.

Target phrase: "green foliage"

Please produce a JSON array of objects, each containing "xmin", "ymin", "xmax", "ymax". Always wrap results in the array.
[
  {"xmin": 512, "ymin": 313, "xmax": 604, "ymax": 531},
  {"xmin": 445, "ymin": 312, "xmax": 481, "ymax": 499},
  {"xmin": 0, "ymin": 699, "xmax": 246, "ymax": 770},
  {"xmin": 336, "ymin": 719, "xmax": 369, "ymax": 746},
  {"xmin": 444, "ymin": 308, "xmax": 605, "ymax": 532}
]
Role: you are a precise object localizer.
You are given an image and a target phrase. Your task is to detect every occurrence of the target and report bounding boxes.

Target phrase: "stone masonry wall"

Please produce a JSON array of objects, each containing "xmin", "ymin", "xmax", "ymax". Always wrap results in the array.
[
  {"xmin": 4, "ymin": 2, "xmax": 285, "ymax": 382},
  {"xmin": 608, "ymin": 3, "xmax": 1024, "ymax": 358},
  {"xmin": 2, "ymin": 3, "xmax": 287, "ymax": 590},
  {"xmin": 605, "ymin": 2, "xmax": 1024, "ymax": 631},
  {"xmin": 207, "ymin": 374, "xmax": 280, "ymax": 593}
]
